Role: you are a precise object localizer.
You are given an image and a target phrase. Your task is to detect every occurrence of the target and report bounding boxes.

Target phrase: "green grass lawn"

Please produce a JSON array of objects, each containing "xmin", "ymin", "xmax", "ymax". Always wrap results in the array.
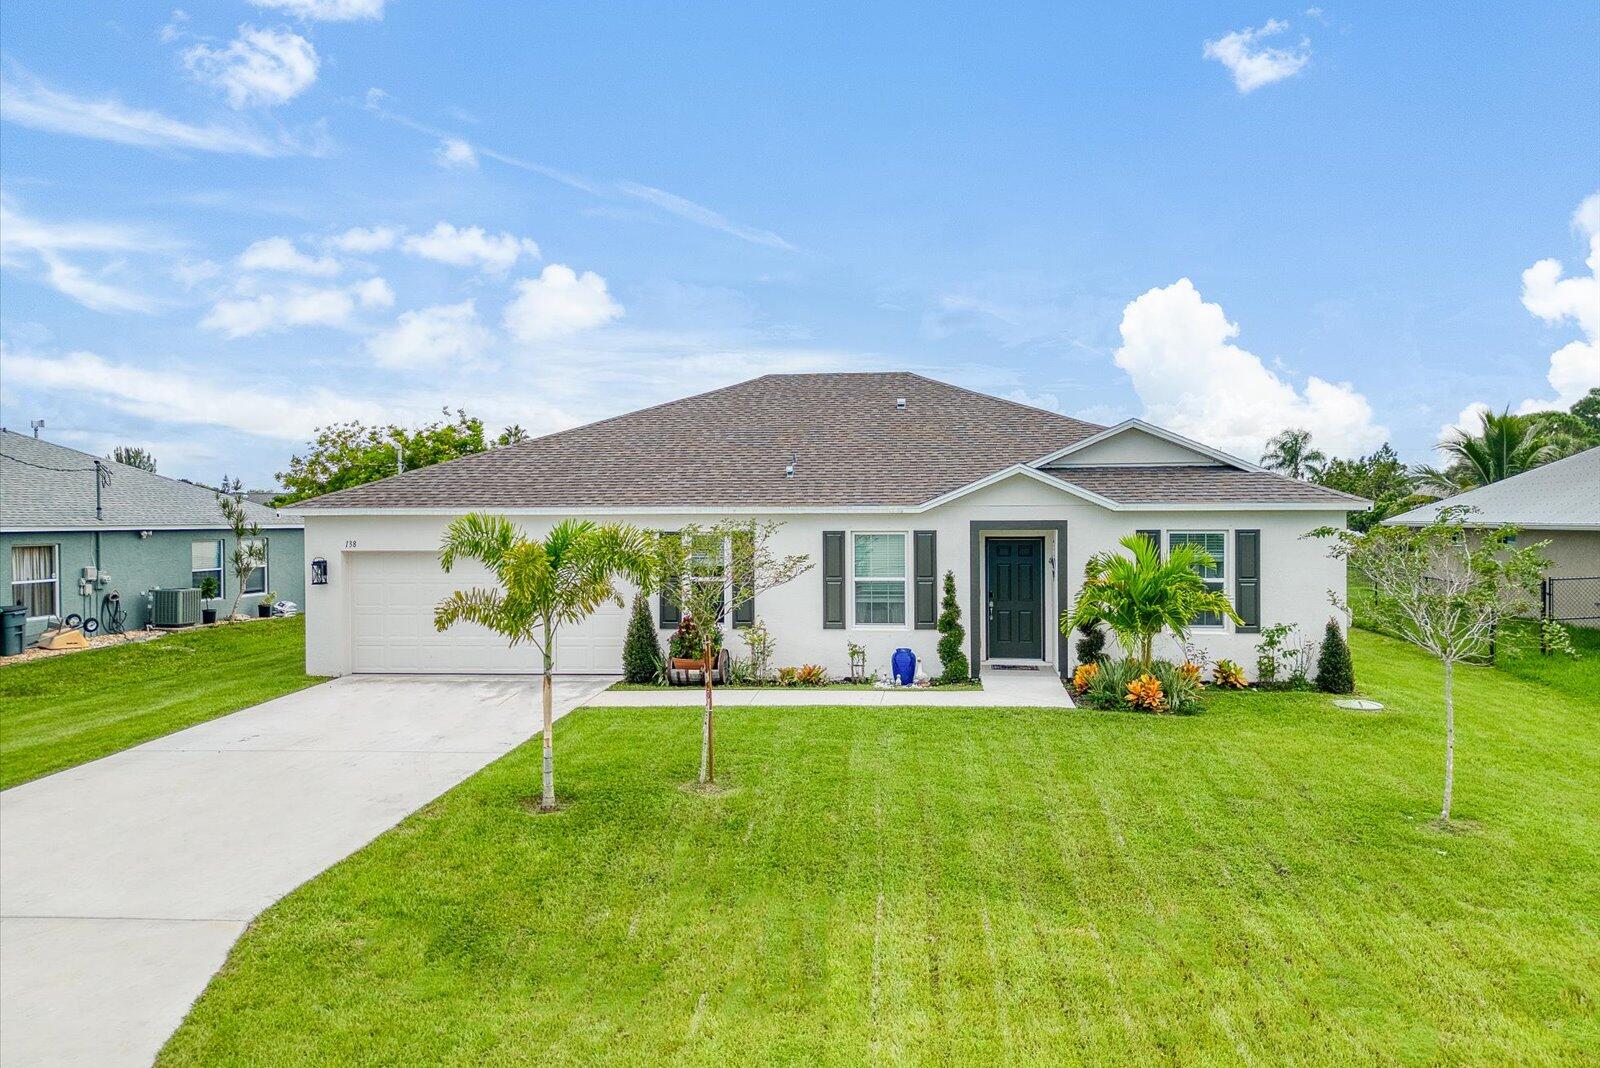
[
  {"xmin": 161, "ymin": 629, "xmax": 1599, "ymax": 1065},
  {"xmin": 0, "ymin": 617, "xmax": 324, "ymax": 790}
]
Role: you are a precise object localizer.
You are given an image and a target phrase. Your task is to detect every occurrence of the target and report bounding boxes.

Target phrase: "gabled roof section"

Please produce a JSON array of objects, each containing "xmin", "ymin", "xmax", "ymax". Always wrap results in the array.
[
  {"xmin": 0, "ymin": 429, "xmax": 300, "ymax": 532},
  {"xmin": 1386, "ymin": 446, "xmax": 1600, "ymax": 530},
  {"xmin": 1033, "ymin": 418, "xmax": 1265, "ymax": 471},
  {"xmin": 295, "ymin": 372, "xmax": 1106, "ymax": 511}
]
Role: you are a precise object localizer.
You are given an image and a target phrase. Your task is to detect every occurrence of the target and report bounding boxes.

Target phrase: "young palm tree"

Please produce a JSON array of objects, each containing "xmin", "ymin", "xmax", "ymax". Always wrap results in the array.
[
  {"xmin": 1259, "ymin": 428, "xmax": 1326, "ymax": 481},
  {"xmin": 435, "ymin": 514, "xmax": 655, "ymax": 811},
  {"xmin": 1414, "ymin": 408, "xmax": 1561, "ymax": 495},
  {"xmin": 1061, "ymin": 534, "xmax": 1241, "ymax": 667}
]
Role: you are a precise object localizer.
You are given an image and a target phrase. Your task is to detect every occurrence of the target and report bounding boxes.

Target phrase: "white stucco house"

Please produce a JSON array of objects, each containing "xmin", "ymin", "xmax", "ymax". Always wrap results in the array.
[{"xmin": 294, "ymin": 373, "xmax": 1366, "ymax": 680}]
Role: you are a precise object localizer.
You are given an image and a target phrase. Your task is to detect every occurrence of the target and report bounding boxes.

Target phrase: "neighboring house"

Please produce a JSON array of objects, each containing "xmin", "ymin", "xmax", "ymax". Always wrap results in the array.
[
  {"xmin": 1387, "ymin": 445, "xmax": 1600, "ymax": 627},
  {"xmin": 294, "ymin": 373, "xmax": 1365, "ymax": 680},
  {"xmin": 1, "ymin": 430, "xmax": 305, "ymax": 646}
]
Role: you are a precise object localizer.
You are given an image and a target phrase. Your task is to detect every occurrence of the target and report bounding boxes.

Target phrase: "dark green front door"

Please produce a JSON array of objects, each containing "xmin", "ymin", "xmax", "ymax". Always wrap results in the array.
[{"xmin": 986, "ymin": 537, "xmax": 1044, "ymax": 660}]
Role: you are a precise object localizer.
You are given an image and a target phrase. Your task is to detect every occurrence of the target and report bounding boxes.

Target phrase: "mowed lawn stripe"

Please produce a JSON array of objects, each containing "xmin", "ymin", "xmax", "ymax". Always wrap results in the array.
[{"xmin": 161, "ymin": 630, "xmax": 1599, "ymax": 1065}]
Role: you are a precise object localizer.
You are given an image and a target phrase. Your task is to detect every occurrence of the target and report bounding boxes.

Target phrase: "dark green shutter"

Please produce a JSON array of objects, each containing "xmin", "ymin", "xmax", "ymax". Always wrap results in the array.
[
  {"xmin": 1235, "ymin": 529, "xmax": 1261, "ymax": 633},
  {"xmin": 731, "ymin": 532, "xmax": 755, "ymax": 628},
  {"xmin": 1136, "ymin": 529, "xmax": 1162, "ymax": 558},
  {"xmin": 822, "ymin": 531, "xmax": 845, "ymax": 629},
  {"xmin": 913, "ymin": 531, "xmax": 937, "ymax": 629},
  {"xmin": 658, "ymin": 531, "xmax": 681, "ymax": 629}
]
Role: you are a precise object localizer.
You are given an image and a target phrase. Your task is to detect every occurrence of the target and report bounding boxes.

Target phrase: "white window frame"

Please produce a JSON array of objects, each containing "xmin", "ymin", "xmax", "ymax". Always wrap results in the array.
[
  {"xmin": 1168, "ymin": 529, "xmax": 1228, "ymax": 630},
  {"xmin": 11, "ymin": 544, "xmax": 60, "ymax": 620},
  {"xmin": 850, "ymin": 531, "xmax": 910, "ymax": 629},
  {"xmin": 242, "ymin": 537, "xmax": 269, "ymax": 595},
  {"xmin": 191, "ymin": 539, "xmax": 224, "ymax": 598}
]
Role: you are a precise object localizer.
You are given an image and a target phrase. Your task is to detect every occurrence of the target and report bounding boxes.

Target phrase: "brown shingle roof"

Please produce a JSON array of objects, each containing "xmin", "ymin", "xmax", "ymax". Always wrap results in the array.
[
  {"xmin": 296, "ymin": 373, "xmax": 1103, "ymax": 510},
  {"xmin": 1045, "ymin": 465, "xmax": 1365, "ymax": 506},
  {"xmin": 293, "ymin": 373, "xmax": 1364, "ymax": 512}
]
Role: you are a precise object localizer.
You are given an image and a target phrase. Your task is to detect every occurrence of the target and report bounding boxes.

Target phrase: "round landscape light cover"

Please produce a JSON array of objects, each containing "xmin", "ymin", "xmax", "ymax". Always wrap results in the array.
[{"xmin": 1334, "ymin": 699, "xmax": 1385, "ymax": 711}]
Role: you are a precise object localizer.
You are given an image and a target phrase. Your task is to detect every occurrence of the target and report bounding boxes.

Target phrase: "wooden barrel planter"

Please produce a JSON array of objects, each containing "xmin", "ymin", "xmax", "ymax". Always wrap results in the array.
[{"xmin": 667, "ymin": 648, "xmax": 731, "ymax": 686}]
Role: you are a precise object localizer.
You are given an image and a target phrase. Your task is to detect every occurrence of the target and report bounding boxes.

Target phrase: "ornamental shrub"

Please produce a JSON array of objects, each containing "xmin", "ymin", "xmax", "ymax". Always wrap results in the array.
[
  {"xmin": 1212, "ymin": 659, "xmax": 1247, "ymax": 689},
  {"xmin": 1082, "ymin": 658, "xmax": 1141, "ymax": 710},
  {"xmin": 1315, "ymin": 617, "xmax": 1356, "ymax": 694},
  {"xmin": 935, "ymin": 570, "xmax": 970, "ymax": 683},
  {"xmin": 1126, "ymin": 673, "xmax": 1167, "ymax": 712},
  {"xmin": 1072, "ymin": 661, "xmax": 1100, "ymax": 695},
  {"xmin": 621, "ymin": 593, "xmax": 662, "ymax": 683},
  {"xmin": 1074, "ymin": 621, "xmax": 1107, "ymax": 665}
]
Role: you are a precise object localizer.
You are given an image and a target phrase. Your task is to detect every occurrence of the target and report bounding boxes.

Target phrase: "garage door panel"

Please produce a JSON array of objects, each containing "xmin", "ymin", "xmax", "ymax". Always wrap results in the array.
[{"xmin": 348, "ymin": 552, "xmax": 622, "ymax": 675}]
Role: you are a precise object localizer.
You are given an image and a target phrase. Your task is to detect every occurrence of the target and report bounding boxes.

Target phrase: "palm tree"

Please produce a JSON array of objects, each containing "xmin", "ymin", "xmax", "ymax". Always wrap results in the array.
[
  {"xmin": 1260, "ymin": 428, "xmax": 1326, "ymax": 481},
  {"xmin": 1414, "ymin": 408, "xmax": 1560, "ymax": 496},
  {"xmin": 1061, "ymin": 534, "xmax": 1241, "ymax": 667},
  {"xmin": 435, "ymin": 515, "xmax": 655, "ymax": 811}
]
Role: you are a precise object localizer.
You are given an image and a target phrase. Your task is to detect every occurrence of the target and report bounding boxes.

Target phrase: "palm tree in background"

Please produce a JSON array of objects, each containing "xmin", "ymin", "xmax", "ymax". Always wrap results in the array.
[
  {"xmin": 1413, "ymin": 408, "xmax": 1562, "ymax": 496},
  {"xmin": 435, "ymin": 515, "xmax": 655, "ymax": 811},
  {"xmin": 1260, "ymin": 428, "xmax": 1326, "ymax": 480}
]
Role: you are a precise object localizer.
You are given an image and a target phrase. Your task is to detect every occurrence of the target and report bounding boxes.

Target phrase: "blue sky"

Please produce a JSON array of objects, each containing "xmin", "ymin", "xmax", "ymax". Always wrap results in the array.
[{"xmin": 3, "ymin": 1, "xmax": 1596, "ymax": 489}]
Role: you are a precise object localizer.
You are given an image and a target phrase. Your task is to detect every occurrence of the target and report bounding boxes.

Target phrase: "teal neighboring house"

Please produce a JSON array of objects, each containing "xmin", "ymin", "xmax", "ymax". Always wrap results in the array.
[{"xmin": 1, "ymin": 429, "xmax": 304, "ymax": 647}]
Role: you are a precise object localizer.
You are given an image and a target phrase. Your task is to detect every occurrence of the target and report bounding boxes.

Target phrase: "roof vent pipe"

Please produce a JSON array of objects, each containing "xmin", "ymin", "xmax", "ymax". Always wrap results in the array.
[{"xmin": 895, "ymin": 397, "xmax": 907, "ymax": 411}]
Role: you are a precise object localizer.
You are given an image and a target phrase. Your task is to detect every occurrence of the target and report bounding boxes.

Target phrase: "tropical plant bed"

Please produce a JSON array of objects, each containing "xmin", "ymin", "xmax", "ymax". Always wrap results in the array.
[{"xmin": 160, "ymin": 629, "xmax": 1599, "ymax": 1065}]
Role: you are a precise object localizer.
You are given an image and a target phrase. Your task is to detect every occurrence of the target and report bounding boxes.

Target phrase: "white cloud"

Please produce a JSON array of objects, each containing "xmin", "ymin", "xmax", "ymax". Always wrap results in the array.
[
  {"xmin": 366, "ymin": 301, "xmax": 492, "ymax": 369},
  {"xmin": 3, "ymin": 346, "xmax": 388, "ymax": 441},
  {"xmin": 1512, "ymin": 193, "xmax": 1599, "ymax": 413},
  {"xmin": 184, "ymin": 26, "xmax": 320, "ymax": 109},
  {"xmin": 353, "ymin": 276, "xmax": 395, "ymax": 308},
  {"xmin": 0, "ymin": 73, "xmax": 293, "ymax": 155},
  {"xmin": 1203, "ymin": 19, "xmax": 1311, "ymax": 93},
  {"xmin": 1112, "ymin": 278, "xmax": 1385, "ymax": 458},
  {"xmin": 159, "ymin": 9, "xmax": 190, "ymax": 43},
  {"xmin": 401, "ymin": 222, "xmax": 539, "ymax": 273},
  {"xmin": 0, "ymin": 202, "xmax": 161, "ymax": 313},
  {"xmin": 239, "ymin": 236, "xmax": 341, "ymax": 276},
  {"xmin": 613, "ymin": 181, "xmax": 795, "ymax": 251},
  {"xmin": 434, "ymin": 137, "xmax": 477, "ymax": 169},
  {"xmin": 247, "ymin": 0, "xmax": 386, "ymax": 21},
  {"xmin": 503, "ymin": 265, "xmax": 624, "ymax": 342},
  {"xmin": 328, "ymin": 225, "xmax": 398, "ymax": 253}
]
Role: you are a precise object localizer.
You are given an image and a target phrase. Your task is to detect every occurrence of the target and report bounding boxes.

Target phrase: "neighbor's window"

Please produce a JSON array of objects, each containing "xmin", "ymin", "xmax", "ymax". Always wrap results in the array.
[
  {"xmin": 1169, "ymin": 531, "xmax": 1226, "ymax": 627},
  {"xmin": 11, "ymin": 545, "xmax": 58, "ymax": 618},
  {"xmin": 243, "ymin": 538, "xmax": 268, "ymax": 595},
  {"xmin": 191, "ymin": 539, "xmax": 224, "ymax": 595},
  {"xmin": 853, "ymin": 533, "xmax": 907, "ymax": 625}
]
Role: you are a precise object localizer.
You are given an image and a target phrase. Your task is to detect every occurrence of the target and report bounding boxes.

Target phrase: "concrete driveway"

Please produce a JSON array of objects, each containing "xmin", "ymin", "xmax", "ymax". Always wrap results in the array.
[{"xmin": 0, "ymin": 674, "xmax": 612, "ymax": 1068}]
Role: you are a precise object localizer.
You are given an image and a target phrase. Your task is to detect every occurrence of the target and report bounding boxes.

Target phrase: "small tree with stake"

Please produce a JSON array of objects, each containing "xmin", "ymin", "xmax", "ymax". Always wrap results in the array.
[
  {"xmin": 1314, "ymin": 507, "xmax": 1567, "ymax": 825},
  {"xmin": 935, "ymin": 570, "xmax": 970, "ymax": 683},
  {"xmin": 216, "ymin": 486, "xmax": 266, "ymax": 621},
  {"xmin": 656, "ymin": 520, "xmax": 811, "ymax": 786}
]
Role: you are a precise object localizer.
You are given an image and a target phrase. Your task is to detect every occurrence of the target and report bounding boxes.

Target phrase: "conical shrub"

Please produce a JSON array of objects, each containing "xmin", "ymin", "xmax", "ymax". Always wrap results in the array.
[
  {"xmin": 1315, "ymin": 618, "xmax": 1355, "ymax": 694},
  {"xmin": 622, "ymin": 593, "xmax": 662, "ymax": 683}
]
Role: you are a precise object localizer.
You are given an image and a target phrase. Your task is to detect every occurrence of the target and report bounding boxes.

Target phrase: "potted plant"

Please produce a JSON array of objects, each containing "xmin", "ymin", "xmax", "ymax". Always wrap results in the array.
[
  {"xmin": 669, "ymin": 613, "xmax": 722, "ymax": 671},
  {"xmin": 199, "ymin": 576, "xmax": 219, "ymax": 624},
  {"xmin": 258, "ymin": 590, "xmax": 277, "ymax": 618}
]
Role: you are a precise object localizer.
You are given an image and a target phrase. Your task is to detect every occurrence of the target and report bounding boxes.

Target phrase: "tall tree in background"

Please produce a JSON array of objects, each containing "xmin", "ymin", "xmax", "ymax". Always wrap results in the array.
[
  {"xmin": 110, "ymin": 446, "xmax": 157, "ymax": 472},
  {"xmin": 1260, "ymin": 428, "xmax": 1326, "ymax": 480},
  {"xmin": 1314, "ymin": 444, "xmax": 1426, "ymax": 531},
  {"xmin": 276, "ymin": 409, "xmax": 490, "ymax": 504},
  {"xmin": 1414, "ymin": 408, "xmax": 1561, "ymax": 496},
  {"xmin": 1570, "ymin": 387, "xmax": 1600, "ymax": 435},
  {"xmin": 435, "ymin": 516, "xmax": 655, "ymax": 811},
  {"xmin": 495, "ymin": 424, "xmax": 531, "ymax": 446}
]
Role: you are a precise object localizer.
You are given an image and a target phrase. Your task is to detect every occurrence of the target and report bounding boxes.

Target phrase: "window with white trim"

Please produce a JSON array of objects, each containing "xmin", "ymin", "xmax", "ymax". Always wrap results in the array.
[
  {"xmin": 11, "ymin": 545, "xmax": 58, "ymax": 618},
  {"xmin": 191, "ymin": 539, "xmax": 224, "ymax": 596},
  {"xmin": 688, "ymin": 531, "xmax": 727, "ymax": 619},
  {"xmin": 243, "ymin": 538, "xmax": 268, "ymax": 595},
  {"xmin": 853, "ymin": 533, "xmax": 907, "ymax": 626},
  {"xmin": 1169, "ymin": 530, "xmax": 1226, "ymax": 627}
]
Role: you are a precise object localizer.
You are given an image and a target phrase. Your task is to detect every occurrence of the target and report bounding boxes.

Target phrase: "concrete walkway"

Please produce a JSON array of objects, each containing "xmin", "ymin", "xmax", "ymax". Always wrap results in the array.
[
  {"xmin": 0, "ymin": 674, "xmax": 612, "ymax": 1068},
  {"xmin": 587, "ymin": 665, "xmax": 1074, "ymax": 708}
]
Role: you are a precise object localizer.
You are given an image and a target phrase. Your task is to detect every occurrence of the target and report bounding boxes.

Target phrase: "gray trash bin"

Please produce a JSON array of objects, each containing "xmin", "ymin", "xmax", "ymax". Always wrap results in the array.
[{"xmin": 2, "ymin": 604, "xmax": 27, "ymax": 657}]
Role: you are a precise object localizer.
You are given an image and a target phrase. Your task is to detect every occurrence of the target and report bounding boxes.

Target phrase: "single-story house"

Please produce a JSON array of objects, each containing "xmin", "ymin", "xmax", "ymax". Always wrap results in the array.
[
  {"xmin": 294, "ymin": 373, "xmax": 1364, "ymax": 680},
  {"xmin": 1387, "ymin": 445, "xmax": 1599, "ymax": 627},
  {"xmin": 1, "ymin": 429, "xmax": 304, "ymax": 646}
]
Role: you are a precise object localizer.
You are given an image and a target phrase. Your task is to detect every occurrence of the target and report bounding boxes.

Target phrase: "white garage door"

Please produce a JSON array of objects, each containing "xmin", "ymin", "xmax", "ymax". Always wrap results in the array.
[{"xmin": 349, "ymin": 552, "xmax": 626, "ymax": 675}]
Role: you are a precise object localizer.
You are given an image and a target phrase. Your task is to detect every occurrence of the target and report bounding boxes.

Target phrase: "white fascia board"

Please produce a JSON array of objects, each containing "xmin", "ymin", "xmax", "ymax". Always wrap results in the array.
[
  {"xmin": 1030, "ymin": 418, "xmax": 1267, "ymax": 472},
  {"xmin": 913, "ymin": 463, "xmax": 1125, "ymax": 511},
  {"xmin": 0, "ymin": 522, "xmax": 304, "ymax": 533}
]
